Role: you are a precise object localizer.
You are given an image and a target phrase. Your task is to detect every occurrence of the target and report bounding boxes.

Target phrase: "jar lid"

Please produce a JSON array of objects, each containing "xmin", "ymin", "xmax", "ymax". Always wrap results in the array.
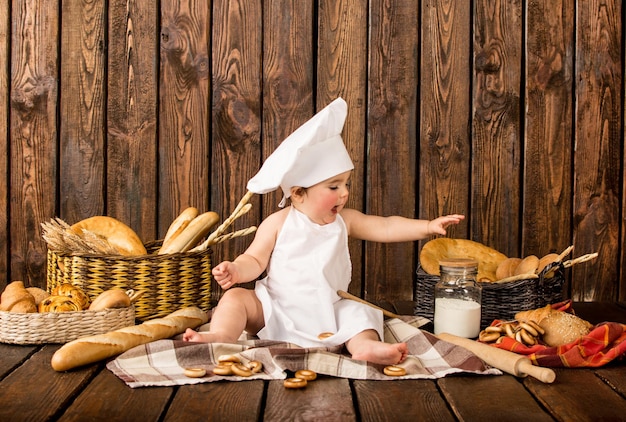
[{"xmin": 438, "ymin": 258, "xmax": 478, "ymax": 268}]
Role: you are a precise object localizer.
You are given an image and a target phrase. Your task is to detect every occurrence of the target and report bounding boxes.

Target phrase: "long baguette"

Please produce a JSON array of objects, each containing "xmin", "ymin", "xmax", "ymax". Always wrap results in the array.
[
  {"xmin": 159, "ymin": 207, "xmax": 199, "ymax": 253},
  {"xmin": 51, "ymin": 307, "xmax": 208, "ymax": 371},
  {"xmin": 158, "ymin": 211, "xmax": 220, "ymax": 255}
]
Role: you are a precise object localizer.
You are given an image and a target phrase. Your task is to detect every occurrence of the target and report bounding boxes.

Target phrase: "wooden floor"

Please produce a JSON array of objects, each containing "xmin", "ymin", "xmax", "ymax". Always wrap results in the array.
[{"xmin": 1, "ymin": 301, "xmax": 625, "ymax": 422}]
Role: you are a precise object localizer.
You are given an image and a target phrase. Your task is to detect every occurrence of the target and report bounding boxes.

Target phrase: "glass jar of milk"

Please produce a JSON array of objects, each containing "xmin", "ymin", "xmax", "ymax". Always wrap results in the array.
[{"xmin": 433, "ymin": 258, "xmax": 482, "ymax": 338}]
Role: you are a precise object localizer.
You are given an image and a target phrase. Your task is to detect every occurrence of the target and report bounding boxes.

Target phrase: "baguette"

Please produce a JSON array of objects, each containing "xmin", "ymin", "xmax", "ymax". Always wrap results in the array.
[
  {"xmin": 158, "ymin": 211, "xmax": 219, "ymax": 255},
  {"xmin": 159, "ymin": 207, "xmax": 199, "ymax": 253},
  {"xmin": 51, "ymin": 307, "xmax": 208, "ymax": 371}
]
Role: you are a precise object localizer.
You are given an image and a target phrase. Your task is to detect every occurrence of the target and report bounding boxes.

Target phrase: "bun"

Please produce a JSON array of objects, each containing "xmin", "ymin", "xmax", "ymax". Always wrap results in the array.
[
  {"xmin": 537, "ymin": 253, "xmax": 559, "ymax": 274},
  {"xmin": 71, "ymin": 216, "xmax": 147, "ymax": 256},
  {"xmin": 496, "ymin": 257, "xmax": 522, "ymax": 280},
  {"xmin": 0, "ymin": 281, "xmax": 37, "ymax": 313},
  {"xmin": 51, "ymin": 306, "xmax": 209, "ymax": 371},
  {"xmin": 419, "ymin": 238, "xmax": 508, "ymax": 282},
  {"xmin": 514, "ymin": 255, "xmax": 539, "ymax": 276},
  {"xmin": 514, "ymin": 304, "xmax": 553, "ymax": 324},
  {"xmin": 26, "ymin": 287, "xmax": 50, "ymax": 305},
  {"xmin": 88, "ymin": 289, "xmax": 131, "ymax": 311},
  {"xmin": 539, "ymin": 311, "xmax": 592, "ymax": 347}
]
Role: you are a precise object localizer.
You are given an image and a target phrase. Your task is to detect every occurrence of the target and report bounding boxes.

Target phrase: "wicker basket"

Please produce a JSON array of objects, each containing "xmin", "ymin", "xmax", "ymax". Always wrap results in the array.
[
  {"xmin": 0, "ymin": 306, "xmax": 135, "ymax": 345},
  {"xmin": 46, "ymin": 241, "xmax": 212, "ymax": 321},
  {"xmin": 414, "ymin": 262, "xmax": 565, "ymax": 328}
]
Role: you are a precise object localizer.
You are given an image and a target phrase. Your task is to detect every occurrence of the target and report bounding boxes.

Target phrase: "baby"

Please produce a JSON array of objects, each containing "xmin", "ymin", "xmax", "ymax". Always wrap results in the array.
[{"xmin": 184, "ymin": 98, "xmax": 463, "ymax": 366}]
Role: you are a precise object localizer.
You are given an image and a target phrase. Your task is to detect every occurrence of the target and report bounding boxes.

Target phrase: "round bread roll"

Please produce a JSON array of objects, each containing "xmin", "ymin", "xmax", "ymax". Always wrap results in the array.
[
  {"xmin": 539, "ymin": 311, "xmax": 592, "ymax": 347},
  {"xmin": 496, "ymin": 257, "xmax": 522, "ymax": 280},
  {"xmin": 514, "ymin": 255, "xmax": 539, "ymax": 276},
  {"xmin": 537, "ymin": 253, "xmax": 559, "ymax": 274},
  {"xmin": 26, "ymin": 287, "xmax": 50, "ymax": 306},
  {"xmin": 88, "ymin": 289, "xmax": 131, "ymax": 311},
  {"xmin": 419, "ymin": 238, "xmax": 508, "ymax": 282},
  {"xmin": 71, "ymin": 216, "xmax": 147, "ymax": 256}
]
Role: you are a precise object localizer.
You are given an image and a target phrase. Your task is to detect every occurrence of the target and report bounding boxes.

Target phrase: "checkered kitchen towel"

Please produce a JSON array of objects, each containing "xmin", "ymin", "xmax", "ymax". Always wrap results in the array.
[{"xmin": 107, "ymin": 315, "xmax": 501, "ymax": 388}]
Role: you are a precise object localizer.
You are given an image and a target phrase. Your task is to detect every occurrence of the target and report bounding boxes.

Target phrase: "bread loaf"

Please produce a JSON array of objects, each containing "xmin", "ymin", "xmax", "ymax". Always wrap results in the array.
[
  {"xmin": 51, "ymin": 306, "xmax": 209, "ymax": 371},
  {"xmin": 159, "ymin": 207, "xmax": 199, "ymax": 253},
  {"xmin": 88, "ymin": 289, "xmax": 131, "ymax": 311},
  {"xmin": 0, "ymin": 281, "xmax": 37, "ymax": 313},
  {"xmin": 25, "ymin": 287, "xmax": 50, "ymax": 306},
  {"xmin": 71, "ymin": 216, "xmax": 147, "ymax": 256},
  {"xmin": 158, "ymin": 211, "xmax": 220, "ymax": 255}
]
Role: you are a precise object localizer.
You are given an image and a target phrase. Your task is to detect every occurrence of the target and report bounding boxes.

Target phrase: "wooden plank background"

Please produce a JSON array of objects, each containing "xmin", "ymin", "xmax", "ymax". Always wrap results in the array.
[{"xmin": 0, "ymin": 0, "xmax": 624, "ymax": 304}]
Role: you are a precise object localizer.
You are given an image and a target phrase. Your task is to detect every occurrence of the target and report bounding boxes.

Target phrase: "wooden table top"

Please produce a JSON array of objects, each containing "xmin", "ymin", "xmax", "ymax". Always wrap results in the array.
[{"xmin": 1, "ymin": 301, "xmax": 625, "ymax": 422}]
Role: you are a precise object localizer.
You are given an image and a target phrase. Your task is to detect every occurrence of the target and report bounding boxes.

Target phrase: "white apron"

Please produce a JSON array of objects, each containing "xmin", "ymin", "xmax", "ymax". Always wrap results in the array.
[{"xmin": 255, "ymin": 206, "xmax": 383, "ymax": 348}]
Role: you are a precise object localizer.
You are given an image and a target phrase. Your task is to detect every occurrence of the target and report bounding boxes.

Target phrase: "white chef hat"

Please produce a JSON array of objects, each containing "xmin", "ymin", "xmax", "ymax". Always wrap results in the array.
[{"xmin": 246, "ymin": 97, "xmax": 354, "ymax": 207}]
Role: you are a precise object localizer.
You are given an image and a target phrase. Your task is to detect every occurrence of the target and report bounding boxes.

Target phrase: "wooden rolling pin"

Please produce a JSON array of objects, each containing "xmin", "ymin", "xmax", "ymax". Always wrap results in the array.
[
  {"xmin": 337, "ymin": 290, "xmax": 401, "ymax": 319},
  {"xmin": 438, "ymin": 332, "xmax": 556, "ymax": 383}
]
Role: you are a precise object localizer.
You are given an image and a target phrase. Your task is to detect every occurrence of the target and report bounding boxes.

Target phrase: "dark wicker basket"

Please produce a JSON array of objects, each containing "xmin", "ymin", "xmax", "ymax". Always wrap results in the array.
[
  {"xmin": 414, "ymin": 262, "xmax": 565, "ymax": 328},
  {"xmin": 47, "ymin": 241, "xmax": 212, "ymax": 321}
]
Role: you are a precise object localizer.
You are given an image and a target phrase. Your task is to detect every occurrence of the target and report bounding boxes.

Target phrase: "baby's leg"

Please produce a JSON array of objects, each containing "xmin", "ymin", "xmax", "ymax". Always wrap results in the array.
[
  {"xmin": 183, "ymin": 287, "xmax": 264, "ymax": 343},
  {"xmin": 346, "ymin": 329, "xmax": 408, "ymax": 365}
]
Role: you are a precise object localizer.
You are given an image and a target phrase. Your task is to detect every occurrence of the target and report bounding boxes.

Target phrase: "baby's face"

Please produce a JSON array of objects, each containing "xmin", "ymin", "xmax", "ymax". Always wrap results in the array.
[{"xmin": 296, "ymin": 171, "xmax": 352, "ymax": 225}]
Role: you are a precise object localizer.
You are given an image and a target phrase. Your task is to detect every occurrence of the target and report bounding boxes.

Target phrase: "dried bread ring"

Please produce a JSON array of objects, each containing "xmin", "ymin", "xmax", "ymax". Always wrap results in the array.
[
  {"xmin": 317, "ymin": 332, "xmax": 334, "ymax": 340},
  {"xmin": 218, "ymin": 354, "xmax": 241, "ymax": 364},
  {"xmin": 383, "ymin": 365, "xmax": 406, "ymax": 377},
  {"xmin": 295, "ymin": 369, "xmax": 317, "ymax": 381},
  {"xmin": 231, "ymin": 363, "xmax": 253, "ymax": 377},
  {"xmin": 419, "ymin": 238, "xmax": 507, "ymax": 282},
  {"xmin": 212, "ymin": 364, "xmax": 234, "ymax": 376},
  {"xmin": 248, "ymin": 361, "xmax": 263, "ymax": 373},
  {"xmin": 183, "ymin": 368, "xmax": 207, "ymax": 378},
  {"xmin": 284, "ymin": 377, "xmax": 307, "ymax": 389},
  {"xmin": 71, "ymin": 216, "xmax": 147, "ymax": 256}
]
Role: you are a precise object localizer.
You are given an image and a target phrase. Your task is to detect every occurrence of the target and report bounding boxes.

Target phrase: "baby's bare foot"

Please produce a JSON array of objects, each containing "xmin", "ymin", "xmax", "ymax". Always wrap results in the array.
[{"xmin": 351, "ymin": 341, "xmax": 409, "ymax": 365}]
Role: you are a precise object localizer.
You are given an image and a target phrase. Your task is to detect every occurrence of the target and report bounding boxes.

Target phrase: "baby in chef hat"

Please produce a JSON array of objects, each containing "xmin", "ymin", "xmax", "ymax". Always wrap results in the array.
[{"xmin": 184, "ymin": 98, "xmax": 464, "ymax": 366}]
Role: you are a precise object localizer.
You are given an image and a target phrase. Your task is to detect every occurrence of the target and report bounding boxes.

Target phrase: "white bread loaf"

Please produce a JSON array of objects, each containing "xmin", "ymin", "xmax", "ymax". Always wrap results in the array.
[{"xmin": 51, "ymin": 306, "xmax": 208, "ymax": 371}]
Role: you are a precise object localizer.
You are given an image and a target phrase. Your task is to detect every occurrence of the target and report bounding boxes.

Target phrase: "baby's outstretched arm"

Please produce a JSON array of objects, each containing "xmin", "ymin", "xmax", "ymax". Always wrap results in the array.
[{"xmin": 427, "ymin": 214, "xmax": 465, "ymax": 236}]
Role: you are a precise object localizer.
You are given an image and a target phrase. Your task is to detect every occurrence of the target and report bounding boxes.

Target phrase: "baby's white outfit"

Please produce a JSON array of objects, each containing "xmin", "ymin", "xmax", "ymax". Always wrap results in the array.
[{"xmin": 255, "ymin": 206, "xmax": 384, "ymax": 348}]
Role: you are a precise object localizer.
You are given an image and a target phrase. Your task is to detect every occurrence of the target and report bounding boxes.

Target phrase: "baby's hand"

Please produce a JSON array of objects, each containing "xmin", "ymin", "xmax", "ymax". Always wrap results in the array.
[
  {"xmin": 212, "ymin": 261, "xmax": 239, "ymax": 290},
  {"xmin": 428, "ymin": 214, "xmax": 465, "ymax": 236}
]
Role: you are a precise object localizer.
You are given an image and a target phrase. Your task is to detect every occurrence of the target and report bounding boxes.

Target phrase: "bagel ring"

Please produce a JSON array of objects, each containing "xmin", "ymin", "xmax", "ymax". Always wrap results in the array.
[
  {"xmin": 218, "ymin": 354, "xmax": 241, "ymax": 364},
  {"xmin": 295, "ymin": 369, "xmax": 317, "ymax": 381},
  {"xmin": 231, "ymin": 363, "xmax": 253, "ymax": 377},
  {"xmin": 317, "ymin": 332, "xmax": 334, "ymax": 340},
  {"xmin": 248, "ymin": 360, "xmax": 263, "ymax": 373},
  {"xmin": 284, "ymin": 377, "xmax": 307, "ymax": 389},
  {"xmin": 212, "ymin": 364, "xmax": 234, "ymax": 376},
  {"xmin": 383, "ymin": 365, "xmax": 406, "ymax": 377},
  {"xmin": 183, "ymin": 368, "xmax": 207, "ymax": 378}
]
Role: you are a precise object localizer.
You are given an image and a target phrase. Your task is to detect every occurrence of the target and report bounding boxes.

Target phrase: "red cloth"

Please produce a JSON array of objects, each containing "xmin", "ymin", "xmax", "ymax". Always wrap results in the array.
[{"xmin": 487, "ymin": 301, "xmax": 626, "ymax": 367}]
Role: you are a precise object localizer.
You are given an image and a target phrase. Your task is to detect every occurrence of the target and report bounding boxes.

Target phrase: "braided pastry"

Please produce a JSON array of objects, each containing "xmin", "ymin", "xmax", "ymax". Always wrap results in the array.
[
  {"xmin": 39, "ymin": 295, "xmax": 83, "ymax": 312},
  {"xmin": 51, "ymin": 283, "xmax": 91, "ymax": 310}
]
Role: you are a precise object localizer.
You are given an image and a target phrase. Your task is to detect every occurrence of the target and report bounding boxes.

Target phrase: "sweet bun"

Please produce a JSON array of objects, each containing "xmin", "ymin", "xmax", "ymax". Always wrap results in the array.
[
  {"xmin": 71, "ymin": 216, "xmax": 147, "ymax": 256},
  {"xmin": 539, "ymin": 311, "xmax": 593, "ymax": 347},
  {"xmin": 514, "ymin": 255, "xmax": 539, "ymax": 276},
  {"xmin": 52, "ymin": 283, "xmax": 91, "ymax": 310},
  {"xmin": 39, "ymin": 295, "xmax": 83, "ymax": 312},
  {"xmin": 496, "ymin": 257, "xmax": 522, "ymax": 280},
  {"xmin": 420, "ymin": 238, "xmax": 508, "ymax": 282},
  {"xmin": 0, "ymin": 281, "xmax": 37, "ymax": 313}
]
